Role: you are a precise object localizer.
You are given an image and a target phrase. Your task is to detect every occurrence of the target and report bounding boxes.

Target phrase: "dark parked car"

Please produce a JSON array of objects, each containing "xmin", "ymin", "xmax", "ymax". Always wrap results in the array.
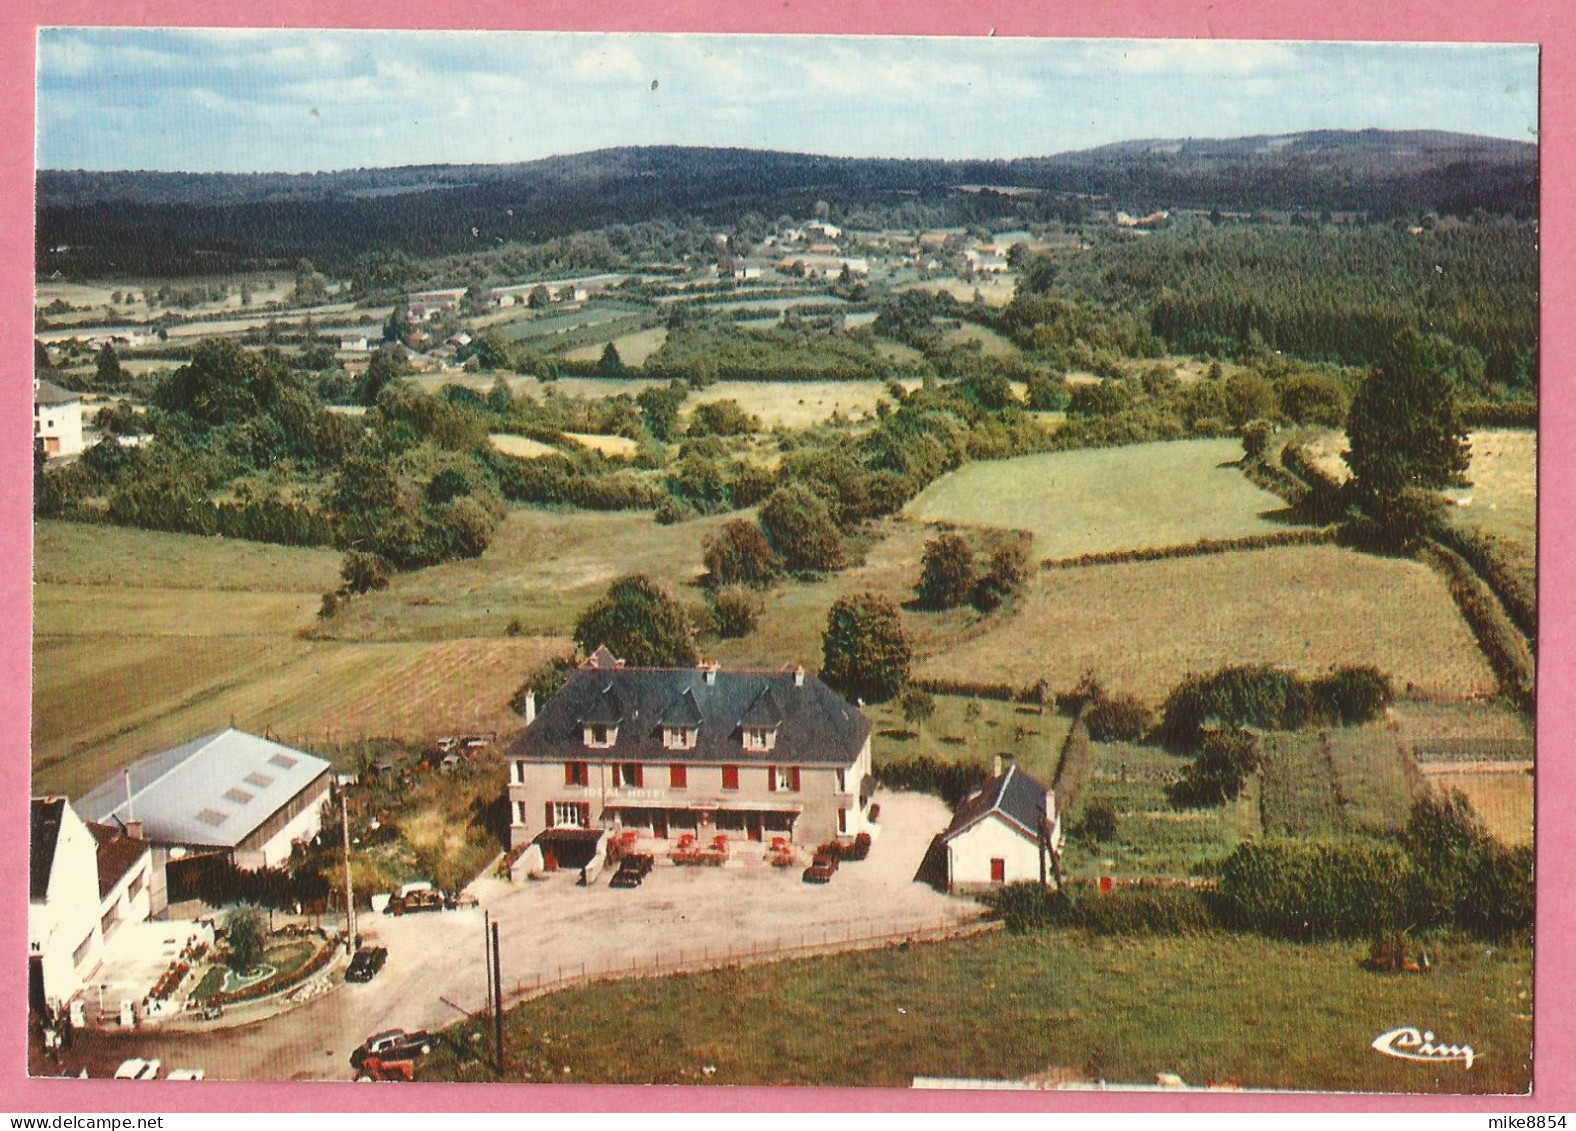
[
  {"xmin": 802, "ymin": 851, "xmax": 839, "ymax": 884},
  {"xmin": 346, "ymin": 946, "xmax": 388, "ymax": 983},
  {"xmin": 609, "ymin": 853, "xmax": 655, "ymax": 889},
  {"xmin": 350, "ymin": 1029, "xmax": 433, "ymax": 1069}
]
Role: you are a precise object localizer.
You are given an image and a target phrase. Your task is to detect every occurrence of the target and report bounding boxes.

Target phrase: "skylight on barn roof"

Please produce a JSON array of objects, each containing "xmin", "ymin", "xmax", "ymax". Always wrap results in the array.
[
  {"xmin": 268, "ymin": 753, "xmax": 298, "ymax": 769},
  {"xmin": 243, "ymin": 772, "xmax": 273, "ymax": 788},
  {"xmin": 195, "ymin": 808, "xmax": 229, "ymax": 827},
  {"xmin": 222, "ymin": 788, "xmax": 253, "ymax": 805}
]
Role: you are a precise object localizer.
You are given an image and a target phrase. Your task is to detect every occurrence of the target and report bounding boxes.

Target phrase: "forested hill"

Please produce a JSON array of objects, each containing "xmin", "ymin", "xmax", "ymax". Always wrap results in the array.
[{"xmin": 37, "ymin": 130, "xmax": 1536, "ymax": 277}]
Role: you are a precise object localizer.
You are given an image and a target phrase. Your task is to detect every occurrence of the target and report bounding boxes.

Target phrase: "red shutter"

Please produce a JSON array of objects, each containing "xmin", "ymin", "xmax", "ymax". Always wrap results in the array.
[
  {"xmin": 790, "ymin": 767, "xmax": 802, "ymax": 792},
  {"xmin": 631, "ymin": 763, "xmax": 644, "ymax": 788},
  {"xmin": 579, "ymin": 802, "xmax": 591, "ymax": 828},
  {"xmin": 723, "ymin": 765, "xmax": 739, "ymax": 791},
  {"xmin": 563, "ymin": 763, "xmax": 575, "ymax": 786},
  {"xmin": 670, "ymin": 764, "xmax": 687, "ymax": 789},
  {"xmin": 767, "ymin": 766, "xmax": 777, "ymax": 792},
  {"xmin": 544, "ymin": 801, "xmax": 554, "ymax": 828}
]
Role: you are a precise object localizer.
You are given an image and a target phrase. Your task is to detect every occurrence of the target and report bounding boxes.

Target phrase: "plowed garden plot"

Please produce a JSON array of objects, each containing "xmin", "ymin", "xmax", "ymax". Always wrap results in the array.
[
  {"xmin": 918, "ymin": 544, "xmax": 1497, "ymax": 703},
  {"xmin": 1389, "ymin": 699, "xmax": 1534, "ymax": 762},
  {"xmin": 903, "ymin": 439, "xmax": 1289, "ymax": 558}
]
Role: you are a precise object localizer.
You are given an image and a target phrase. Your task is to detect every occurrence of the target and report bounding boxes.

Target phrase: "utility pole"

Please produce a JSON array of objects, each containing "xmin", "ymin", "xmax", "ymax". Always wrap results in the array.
[
  {"xmin": 483, "ymin": 910, "xmax": 494, "ymax": 1019},
  {"xmin": 491, "ymin": 920, "xmax": 505, "ymax": 1071},
  {"xmin": 339, "ymin": 785, "xmax": 357, "ymax": 956}
]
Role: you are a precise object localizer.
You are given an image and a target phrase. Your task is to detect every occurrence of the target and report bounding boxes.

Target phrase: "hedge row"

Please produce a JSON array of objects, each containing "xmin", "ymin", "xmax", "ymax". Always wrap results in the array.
[
  {"xmin": 1217, "ymin": 839, "xmax": 1416, "ymax": 941},
  {"xmin": 1418, "ymin": 539, "xmax": 1536, "ymax": 712},
  {"xmin": 1280, "ymin": 442, "xmax": 1348, "ymax": 498},
  {"xmin": 874, "ymin": 754, "xmax": 991, "ymax": 807},
  {"xmin": 1432, "ymin": 524, "xmax": 1537, "ymax": 640},
  {"xmin": 1459, "ymin": 402, "xmax": 1538, "ymax": 429},
  {"xmin": 1040, "ymin": 527, "xmax": 1337, "ymax": 571},
  {"xmin": 907, "ymin": 676, "xmax": 1039, "ymax": 703},
  {"xmin": 1050, "ymin": 706, "xmax": 1094, "ymax": 817},
  {"xmin": 1239, "ymin": 455, "xmax": 1309, "ymax": 505},
  {"xmin": 988, "ymin": 883, "xmax": 1214, "ymax": 937}
]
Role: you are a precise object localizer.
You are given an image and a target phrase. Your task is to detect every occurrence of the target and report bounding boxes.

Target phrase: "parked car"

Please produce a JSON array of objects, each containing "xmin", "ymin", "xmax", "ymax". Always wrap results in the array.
[
  {"xmin": 166, "ymin": 1068, "xmax": 205, "ymax": 1081},
  {"xmin": 802, "ymin": 851, "xmax": 840, "ymax": 884},
  {"xmin": 346, "ymin": 945, "xmax": 389, "ymax": 983},
  {"xmin": 350, "ymin": 1029, "xmax": 433, "ymax": 1070},
  {"xmin": 113, "ymin": 1058, "xmax": 161, "ymax": 1080},
  {"xmin": 609, "ymin": 853, "xmax": 654, "ymax": 889}
]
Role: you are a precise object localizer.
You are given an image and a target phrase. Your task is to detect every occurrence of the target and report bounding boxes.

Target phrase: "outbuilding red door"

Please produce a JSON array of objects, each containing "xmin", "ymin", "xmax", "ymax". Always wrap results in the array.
[{"xmin": 990, "ymin": 858, "xmax": 1006, "ymax": 883}]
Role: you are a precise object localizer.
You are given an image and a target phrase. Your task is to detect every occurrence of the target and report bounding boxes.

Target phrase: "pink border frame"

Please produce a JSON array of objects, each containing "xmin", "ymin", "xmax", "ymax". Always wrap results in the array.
[{"xmin": 4, "ymin": 0, "xmax": 1569, "ymax": 1113}]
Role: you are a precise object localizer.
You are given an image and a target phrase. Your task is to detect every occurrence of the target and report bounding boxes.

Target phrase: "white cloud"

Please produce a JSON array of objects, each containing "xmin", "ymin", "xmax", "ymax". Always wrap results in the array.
[{"xmin": 571, "ymin": 39, "xmax": 646, "ymax": 82}]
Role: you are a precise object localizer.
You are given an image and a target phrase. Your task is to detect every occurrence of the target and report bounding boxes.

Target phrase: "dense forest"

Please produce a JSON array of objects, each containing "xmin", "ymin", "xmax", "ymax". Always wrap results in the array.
[
  {"xmin": 37, "ymin": 131, "xmax": 1536, "ymax": 278},
  {"xmin": 1010, "ymin": 219, "xmax": 1538, "ymax": 394}
]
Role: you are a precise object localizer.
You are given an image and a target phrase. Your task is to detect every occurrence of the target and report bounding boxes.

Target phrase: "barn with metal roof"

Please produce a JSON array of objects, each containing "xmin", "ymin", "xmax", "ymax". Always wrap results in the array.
[{"xmin": 75, "ymin": 729, "xmax": 332, "ymax": 873}]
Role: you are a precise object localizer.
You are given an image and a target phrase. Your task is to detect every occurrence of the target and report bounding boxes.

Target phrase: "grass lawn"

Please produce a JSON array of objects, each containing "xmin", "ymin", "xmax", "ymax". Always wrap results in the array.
[
  {"xmin": 422, "ymin": 929, "xmax": 1531, "ymax": 1093},
  {"xmin": 865, "ymin": 695, "xmax": 1073, "ymax": 785},
  {"xmin": 903, "ymin": 439, "xmax": 1290, "ymax": 559},
  {"xmin": 918, "ymin": 544, "xmax": 1498, "ymax": 703},
  {"xmin": 1061, "ymin": 742, "xmax": 1255, "ymax": 879}
]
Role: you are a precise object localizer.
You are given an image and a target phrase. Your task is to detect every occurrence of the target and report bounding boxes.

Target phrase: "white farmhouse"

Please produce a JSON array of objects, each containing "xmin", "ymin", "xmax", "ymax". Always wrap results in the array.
[
  {"xmin": 29, "ymin": 798, "xmax": 154, "ymax": 1011},
  {"xmin": 34, "ymin": 379, "xmax": 83, "ymax": 457},
  {"xmin": 937, "ymin": 761, "xmax": 1062, "ymax": 891}
]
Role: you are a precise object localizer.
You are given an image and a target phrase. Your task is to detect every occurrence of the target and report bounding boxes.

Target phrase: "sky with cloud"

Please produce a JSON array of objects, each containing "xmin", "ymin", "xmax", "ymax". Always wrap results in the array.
[{"xmin": 35, "ymin": 30, "xmax": 1538, "ymax": 173}]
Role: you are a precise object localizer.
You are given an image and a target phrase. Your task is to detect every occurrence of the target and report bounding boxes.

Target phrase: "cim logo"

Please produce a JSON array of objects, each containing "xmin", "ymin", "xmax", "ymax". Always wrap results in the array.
[{"xmin": 1372, "ymin": 1026, "xmax": 1476, "ymax": 1069}]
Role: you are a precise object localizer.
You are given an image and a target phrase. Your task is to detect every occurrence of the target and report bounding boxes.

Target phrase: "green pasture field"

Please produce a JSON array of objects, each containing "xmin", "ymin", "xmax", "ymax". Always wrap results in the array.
[
  {"xmin": 495, "ymin": 302, "xmax": 648, "ymax": 344},
  {"xmin": 562, "ymin": 326, "xmax": 668, "ymax": 366},
  {"xmin": 1388, "ymin": 699, "xmax": 1534, "ymax": 762},
  {"xmin": 903, "ymin": 439, "xmax": 1289, "ymax": 559},
  {"xmin": 313, "ymin": 507, "xmax": 728, "ymax": 642},
  {"xmin": 422, "ymin": 929, "xmax": 1531, "ymax": 1093},
  {"xmin": 1060, "ymin": 741, "xmax": 1255, "ymax": 880},
  {"xmin": 709, "ymin": 517, "xmax": 1014, "ymax": 672},
  {"xmin": 918, "ymin": 544, "xmax": 1498, "ymax": 704},
  {"xmin": 865, "ymin": 695, "xmax": 1073, "ymax": 785},
  {"xmin": 940, "ymin": 323, "xmax": 1020, "ymax": 358},
  {"xmin": 30, "ymin": 519, "xmax": 561, "ymax": 794},
  {"xmin": 1448, "ymin": 428, "xmax": 1537, "ymax": 605}
]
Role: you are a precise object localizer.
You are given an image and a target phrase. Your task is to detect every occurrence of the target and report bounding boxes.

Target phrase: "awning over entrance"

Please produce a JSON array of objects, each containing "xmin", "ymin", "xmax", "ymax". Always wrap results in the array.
[{"xmin": 532, "ymin": 827, "xmax": 606, "ymax": 871}]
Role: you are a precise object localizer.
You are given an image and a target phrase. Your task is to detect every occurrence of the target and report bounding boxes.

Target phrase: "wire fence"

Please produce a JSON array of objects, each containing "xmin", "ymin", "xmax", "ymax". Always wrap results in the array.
[{"xmin": 495, "ymin": 915, "xmax": 1002, "ymax": 1010}]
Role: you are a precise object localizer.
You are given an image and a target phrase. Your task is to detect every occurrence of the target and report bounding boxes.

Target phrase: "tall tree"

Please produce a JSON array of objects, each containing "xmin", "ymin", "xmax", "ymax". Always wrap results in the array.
[
  {"xmin": 1346, "ymin": 330, "xmax": 1472, "ymax": 501},
  {"xmin": 915, "ymin": 533, "xmax": 976, "ymax": 609},
  {"xmin": 820, "ymin": 591, "xmax": 911, "ymax": 704},
  {"xmin": 573, "ymin": 574, "xmax": 698, "ymax": 668}
]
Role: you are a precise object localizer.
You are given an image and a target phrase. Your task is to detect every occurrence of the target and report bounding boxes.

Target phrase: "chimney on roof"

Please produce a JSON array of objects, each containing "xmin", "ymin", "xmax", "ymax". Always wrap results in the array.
[
  {"xmin": 124, "ymin": 820, "xmax": 143, "ymax": 841},
  {"xmin": 699, "ymin": 660, "xmax": 719, "ymax": 685},
  {"xmin": 523, "ymin": 690, "xmax": 536, "ymax": 726},
  {"xmin": 123, "ymin": 770, "xmax": 135, "ymax": 823},
  {"xmin": 793, "ymin": 665, "xmax": 805, "ymax": 688},
  {"xmin": 993, "ymin": 754, "xmax": 1002, "ymax": 777}
]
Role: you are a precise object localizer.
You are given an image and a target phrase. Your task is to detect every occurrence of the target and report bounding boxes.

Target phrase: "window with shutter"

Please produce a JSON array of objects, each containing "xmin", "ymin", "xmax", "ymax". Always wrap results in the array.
[
  {"xmin": 767, "ymin": 766, "xmax": 777, "ymax": 793},
  {"xmin": 722, "ymin": 765, "xmax": 739, "ymax": 791},
  {"xmin": 632, "ymin": 763, "xmax": 644, "ymax": 788},
  {"xmin": 579, "ymin": 802, "xmax": 592, "ymax": 827},
  {"xmin": 670, "ymin": 764, "xmax": 687, "ymax": 789},
  {"xmin": 545, "ymin": 801, "xmax": 554, "ymax": 827},
  {"xmin": 790, "ymin": 767, "xmax": 802, "ymax": 792}
]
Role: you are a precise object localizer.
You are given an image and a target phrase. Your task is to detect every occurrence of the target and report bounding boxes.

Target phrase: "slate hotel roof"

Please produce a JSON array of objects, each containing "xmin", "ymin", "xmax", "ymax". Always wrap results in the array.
[{"xmin": 510, "ymin": 664, "xmax": 870, "ymax": 767}]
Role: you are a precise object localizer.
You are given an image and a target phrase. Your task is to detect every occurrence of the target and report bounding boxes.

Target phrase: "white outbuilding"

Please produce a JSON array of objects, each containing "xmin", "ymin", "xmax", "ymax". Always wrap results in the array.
[{"xmin": 938, "ymin": 762, "xmax": 1061, "ymax": 891}]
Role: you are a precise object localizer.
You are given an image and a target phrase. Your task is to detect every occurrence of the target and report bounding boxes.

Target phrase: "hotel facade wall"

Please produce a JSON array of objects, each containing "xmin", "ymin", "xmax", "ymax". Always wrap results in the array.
[{"xmin": 509, "ymin": 737, "xmax": 873, "ymax": 851}]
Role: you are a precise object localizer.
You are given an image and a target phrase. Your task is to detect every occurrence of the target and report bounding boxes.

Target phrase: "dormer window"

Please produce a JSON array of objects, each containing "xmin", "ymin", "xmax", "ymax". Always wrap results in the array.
[
  {"xmin": 743, "ymin": 726, "xmax": 776, "ymax": 752},
  {"xmin": 584, "ymin": 724, "xmax": 617, "ymax": 748},
  {"xmin": 663, "ymin": 726, "xmax": 697, "ymax": 751}
]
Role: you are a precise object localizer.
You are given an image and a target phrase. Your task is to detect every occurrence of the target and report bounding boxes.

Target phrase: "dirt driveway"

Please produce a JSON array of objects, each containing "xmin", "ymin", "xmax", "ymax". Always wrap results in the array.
[{"xmin": 50, "ymin": 792, "xmax": 982, "ymax": 1083}]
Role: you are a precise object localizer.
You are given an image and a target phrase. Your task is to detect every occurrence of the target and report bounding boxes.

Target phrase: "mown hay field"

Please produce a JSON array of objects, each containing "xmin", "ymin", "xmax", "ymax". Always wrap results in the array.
[
  {"xmin": 1421, "ymin": 765, "xmax": 1533, "ymax": 847},
  {"xmin": 903, "ymin": 439, "xmax": 1289, "ymax": 558},
  {"xmin": 562, "ymin": 431, "xmax": 639, "ymax": 456},
  {"xmin": 684, "ymin": 380, "xmax": 908, "ymax": 430},
  {"xmin": 424, "ymin": 929, "xmax": 1531, "ymax": 1094},
  {"xmin": 489, "ymin": 433, "xmax": 560, "ymax": 459},
  {"xmin": 940, "ymin": 323, "xmax": 1021, "ymax": 358},
  {"xmin": 1389, "ymin": 698, "xmax": 1534, "ymax": 761},
  {"xmin": 918, "ymin": 544, "xmax": 1497, "ymax": 703}
]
